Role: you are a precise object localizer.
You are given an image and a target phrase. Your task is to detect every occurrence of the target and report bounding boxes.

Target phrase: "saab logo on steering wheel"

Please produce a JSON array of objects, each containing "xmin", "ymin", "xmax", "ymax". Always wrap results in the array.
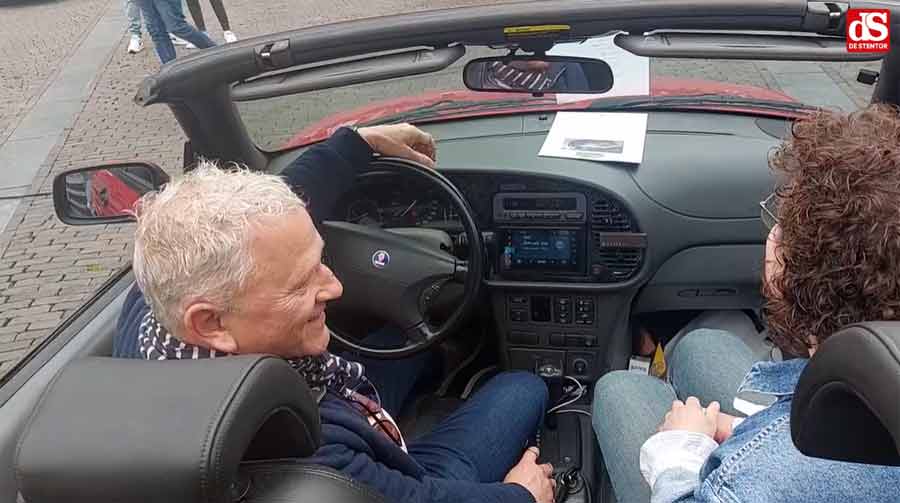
[{"xmin": 372, "ymin": 250, "xmax": 391, "ymax": 269}]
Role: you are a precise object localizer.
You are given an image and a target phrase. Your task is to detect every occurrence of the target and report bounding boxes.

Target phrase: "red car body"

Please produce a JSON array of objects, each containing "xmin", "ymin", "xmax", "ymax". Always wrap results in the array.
[
  {"xmin": 284, "ymin": 77, "xmax": 804, "ymax": 149},
  {"xmin": 88, "ymin": 170, "xmax": 143, "ymax": 217}
]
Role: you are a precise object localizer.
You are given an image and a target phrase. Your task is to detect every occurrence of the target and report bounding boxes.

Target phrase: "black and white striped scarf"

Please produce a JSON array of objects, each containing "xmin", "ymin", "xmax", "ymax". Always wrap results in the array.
[{"xmin": 137, "ymin": 310, "xmax": 368, "ymax": 395}]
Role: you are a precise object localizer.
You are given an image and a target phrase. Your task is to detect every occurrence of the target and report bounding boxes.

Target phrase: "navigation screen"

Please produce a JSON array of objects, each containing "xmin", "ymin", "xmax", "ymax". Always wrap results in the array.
[{"xmin": 502, "ymin": 229, "xmax": 580, "ymax": 271}]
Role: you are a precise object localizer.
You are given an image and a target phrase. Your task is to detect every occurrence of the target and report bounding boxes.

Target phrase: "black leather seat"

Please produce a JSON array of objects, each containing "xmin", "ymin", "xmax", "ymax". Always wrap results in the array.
[
  {"xmin": 15, "ymin": 355, "xmax": 387, "ymax": 503},
  {"xmin": 791, "ymin": 322, "xmax": 900, "ymax": 466}
]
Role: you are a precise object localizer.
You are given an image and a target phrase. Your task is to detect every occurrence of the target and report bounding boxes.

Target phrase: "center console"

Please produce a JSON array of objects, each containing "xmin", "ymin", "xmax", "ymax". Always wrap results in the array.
[
  {"xmin": 483, "ymin": 188, "xmax": 645, "ymax": 385},
  {"xmin": 476, "ymin": 186, "xmax": 645, "ymax": 501}
]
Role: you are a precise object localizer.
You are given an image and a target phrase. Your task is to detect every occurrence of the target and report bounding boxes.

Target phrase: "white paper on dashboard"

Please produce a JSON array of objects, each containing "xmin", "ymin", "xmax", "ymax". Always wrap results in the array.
[
  {"xmin": 547, "ymin": 33, "xmax": 650, "ymax": 104},
  {"xmin": 538, "ymin": 112, "xmax": 648, "ymax": 164}
]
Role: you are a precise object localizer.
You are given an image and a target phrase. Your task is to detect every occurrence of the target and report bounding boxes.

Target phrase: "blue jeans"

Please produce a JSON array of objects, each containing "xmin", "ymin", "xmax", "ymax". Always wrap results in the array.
[
  {"xmin": 592, "ymin": 312, "xmax": 770, "ymax": 502},
  {"xmin": 125, "ymin": 0, "xmax": 142, "ymax": 36},
  {"xmin": 409, "ymin": 371, "xmax": 547, "ymax": 482},
  {"xmin": 350, "ymin": 328, "xmax": 548, "ymax": 482},
  {"xmin": 137, "ymin": 0, "xmax": 215, "ymax": 63}
]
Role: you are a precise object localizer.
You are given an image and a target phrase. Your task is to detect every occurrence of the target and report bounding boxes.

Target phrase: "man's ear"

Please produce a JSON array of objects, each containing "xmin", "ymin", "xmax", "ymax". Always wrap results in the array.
[{"xmin": 182, "ymin": 302, "xmax": 239, "ymax": 354}]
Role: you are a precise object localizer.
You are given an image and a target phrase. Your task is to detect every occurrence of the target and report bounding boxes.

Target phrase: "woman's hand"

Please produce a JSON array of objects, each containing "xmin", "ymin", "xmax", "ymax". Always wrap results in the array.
[
  {"xmin": 356, "ymin": 123, "xmax": 436, "ymax": 168},
  {"xmin": 504, "ymin": 446, "xmax": 556, "ymax": 503},
  {"xmin": 659, "ymin": 397, "xmax": 720, "ymax": 439},
  {"xmin": 714, "ymin": 412, "xmax": 736, "ymax": 443}
]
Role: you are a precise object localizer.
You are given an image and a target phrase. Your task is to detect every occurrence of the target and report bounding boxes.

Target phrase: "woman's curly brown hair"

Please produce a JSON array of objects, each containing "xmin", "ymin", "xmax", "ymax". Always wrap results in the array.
[{"xmin": 765, "ymin": 104, "xmax": 900, "ymax": 356}]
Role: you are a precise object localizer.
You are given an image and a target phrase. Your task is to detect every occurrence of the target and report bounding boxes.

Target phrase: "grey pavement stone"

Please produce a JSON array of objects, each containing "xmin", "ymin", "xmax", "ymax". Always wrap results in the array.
[
  {"xmin": 0, "ymin": 300, "xmax": 34, "ymax": 312},
  {"xmin": 0, "ymin": 305, "xmax": 50, "ymax": 320},
  {"xmin": 15, "ymin": 329, "xmax": 52, "ymax": 342},
  {"xmin": 0, "ymin": 324, "xmax": 29, "ymax": 337},
  {"xmin": 0, "ymin": 349, "xmax": 31, "ymax": 364},
  {"xmin": 26, "ymin": 318, "xmax": 64, "ymax": 331}
]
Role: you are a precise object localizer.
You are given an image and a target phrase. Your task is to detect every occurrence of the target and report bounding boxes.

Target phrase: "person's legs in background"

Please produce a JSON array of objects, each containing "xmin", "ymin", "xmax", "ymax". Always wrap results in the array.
[
  {"xmin": 207, "ymin": 0, "xmax": 237, "ymax": 42},
  {"xmin": 136, "ymin": 0, "xmax": 176, "ymax": 63},
  {"xmin": 407, "ymin": 371, "xmax": 547, "ymax": 482},
  {"xmin": 153, "ymin": 0, "xmax": 215, "ymax": 51},
  {"xmin": 183, "ymin": 0, "xmax": 206, "ymax": 31},
  {"xmin": 181, "ymin": 0, "xmax": 206, "ymax": 48},
  {"xmin": 125, "ymin": 0, "xmax": 144, "ymax": 53}
]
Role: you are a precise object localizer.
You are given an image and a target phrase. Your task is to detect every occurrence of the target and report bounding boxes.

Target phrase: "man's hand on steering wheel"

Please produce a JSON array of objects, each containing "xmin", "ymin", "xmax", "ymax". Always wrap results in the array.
[{"xmin": 357, "ymin": 123, "xmax": 437, "ymax": 168}]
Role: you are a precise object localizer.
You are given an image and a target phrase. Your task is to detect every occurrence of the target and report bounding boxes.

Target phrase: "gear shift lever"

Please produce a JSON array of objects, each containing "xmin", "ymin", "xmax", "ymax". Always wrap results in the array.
[{"xmin": 536, "ymin": 363, "xmax": 563, "ymax": 430}]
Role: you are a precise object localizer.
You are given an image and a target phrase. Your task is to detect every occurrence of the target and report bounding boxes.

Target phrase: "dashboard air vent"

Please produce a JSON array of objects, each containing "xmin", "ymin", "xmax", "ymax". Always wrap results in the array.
[
  {"xmin": 594, "ymin": 249, "xmax": 643, "ymax": 280},
  {"xmin": 591, "ymin": 199, "xmax": 633, "ymax": 232},
  {"xmin": 590, "ymin": 197, "xmax": 643, "ymax": 281}
]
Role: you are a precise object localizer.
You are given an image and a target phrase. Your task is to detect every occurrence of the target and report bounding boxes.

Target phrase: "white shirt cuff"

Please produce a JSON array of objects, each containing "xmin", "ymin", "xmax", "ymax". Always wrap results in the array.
[{"xmin": 639, "ymin": 430, "xmax": 718, "ymax": 488}]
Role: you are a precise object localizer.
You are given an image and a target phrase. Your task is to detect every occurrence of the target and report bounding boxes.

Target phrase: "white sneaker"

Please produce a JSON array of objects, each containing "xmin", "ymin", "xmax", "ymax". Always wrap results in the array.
[
  {"xmin": 170, "ymin": 33, "xmax": 189, "ymax": 46},
  {"xmin": 223, "ymin": 30, "xmax": 238, "ymax": 43},
  {"xmin": 127, "ymin": 35, "xmax": 143, "ymax": 54}
]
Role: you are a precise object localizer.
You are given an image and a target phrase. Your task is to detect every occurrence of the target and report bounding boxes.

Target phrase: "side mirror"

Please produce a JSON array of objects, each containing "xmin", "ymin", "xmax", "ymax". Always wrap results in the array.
[
  {"xmin": 52, "ymin": 162, "xmax": 169, "ymax": 225},
  {"xmin": 463, "ymin": 56, "xmax": 614, "ymax": 94}
]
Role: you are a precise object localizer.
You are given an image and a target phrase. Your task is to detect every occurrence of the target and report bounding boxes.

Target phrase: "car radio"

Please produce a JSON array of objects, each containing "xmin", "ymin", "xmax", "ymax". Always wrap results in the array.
[
  {"xmin": 493, "ymin": 192, "xmax": 587, "ymax": 224},
  {"xmin": 494, "ymin": 193, "xmax": 588, "ymax": 278}
]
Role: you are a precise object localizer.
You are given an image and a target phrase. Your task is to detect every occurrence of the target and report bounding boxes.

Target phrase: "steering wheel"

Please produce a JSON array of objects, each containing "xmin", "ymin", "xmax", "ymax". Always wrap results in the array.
[{"xmin": 320, "ymin": 157, "xmax": 484, "ymax": 359}]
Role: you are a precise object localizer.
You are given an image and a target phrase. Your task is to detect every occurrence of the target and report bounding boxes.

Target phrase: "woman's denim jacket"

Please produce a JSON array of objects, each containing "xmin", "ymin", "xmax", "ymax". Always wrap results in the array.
[{"xmin": 657, "ymin": 359, "xmax": 900, "ymax": 502}]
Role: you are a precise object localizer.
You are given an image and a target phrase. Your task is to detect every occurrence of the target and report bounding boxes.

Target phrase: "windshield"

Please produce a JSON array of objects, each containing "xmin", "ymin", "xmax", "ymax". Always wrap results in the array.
[{"xmin": 238, "ymin": 37, "xmax": 882, "ymax": 152}]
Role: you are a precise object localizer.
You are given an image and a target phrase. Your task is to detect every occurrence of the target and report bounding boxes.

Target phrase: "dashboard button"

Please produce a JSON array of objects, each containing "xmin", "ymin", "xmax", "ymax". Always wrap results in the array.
[
  {"xmin": 509, "ymin": 331, "xmax": 538, "ymax": 345},
  {"xmin": 565, "ymin": 335, "xmax": 585, "ymax": 347},
  {"xmin": 550, "ymin": 334, "xmax": 565, "ymax": 346},
  {"xmin": 573, "ymin": 359, "xmax": 588, "ymax": 375},
  {"xmin": 509, "ymin": 295, "xmax": 528, "ymax": 305},
  {"xmin": 510, "ymin": 310, "xmax": 528, "ymax": 322}
]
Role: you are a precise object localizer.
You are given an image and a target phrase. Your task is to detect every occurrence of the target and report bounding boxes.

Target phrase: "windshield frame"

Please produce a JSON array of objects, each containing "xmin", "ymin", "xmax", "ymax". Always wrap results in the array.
[{"xmin": 133, "ymin": 0, "xmax": 900, "ymax": 169}]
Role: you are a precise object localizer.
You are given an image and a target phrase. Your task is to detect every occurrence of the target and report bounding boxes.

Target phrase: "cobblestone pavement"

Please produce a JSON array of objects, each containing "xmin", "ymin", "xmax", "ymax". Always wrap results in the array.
[
  {"xmin": 0, "ymin": 0, "xmax": 885, "ymax": 375},
  {"xmin": 0, "ymin": 0, "xmax": 112, "ymax": 146}
]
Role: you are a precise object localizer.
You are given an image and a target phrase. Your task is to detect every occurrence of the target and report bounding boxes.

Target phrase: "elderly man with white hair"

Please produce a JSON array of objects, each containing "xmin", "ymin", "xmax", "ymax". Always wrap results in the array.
[{"xmin": 113, "ymin": 125, "xmax": 556, "ymax": 503}]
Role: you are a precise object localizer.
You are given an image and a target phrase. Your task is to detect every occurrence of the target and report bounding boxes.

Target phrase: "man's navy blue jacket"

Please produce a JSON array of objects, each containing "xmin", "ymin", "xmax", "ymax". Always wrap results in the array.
[{"xmin": 113, "ymin": 129, "xmax": 533, "ymax": 503}]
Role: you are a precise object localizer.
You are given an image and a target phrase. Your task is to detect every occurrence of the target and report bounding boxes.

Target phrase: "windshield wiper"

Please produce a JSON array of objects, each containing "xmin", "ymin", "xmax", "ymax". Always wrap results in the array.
[{"xmin": 587, "ymin": 94, "xmax": 817, "ymax": 113}]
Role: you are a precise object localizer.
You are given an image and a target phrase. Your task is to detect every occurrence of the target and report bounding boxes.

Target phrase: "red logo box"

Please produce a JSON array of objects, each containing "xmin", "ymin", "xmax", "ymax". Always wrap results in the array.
[{"xmin": 847, "ymin": 9, "xmax": 890, "ymax": 53}]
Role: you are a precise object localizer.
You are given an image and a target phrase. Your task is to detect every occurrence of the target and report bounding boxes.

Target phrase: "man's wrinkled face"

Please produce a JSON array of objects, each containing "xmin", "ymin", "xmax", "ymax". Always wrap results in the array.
[{"xmin": 222, "ymin": 209, "xmax": 343, "ymax": 358}]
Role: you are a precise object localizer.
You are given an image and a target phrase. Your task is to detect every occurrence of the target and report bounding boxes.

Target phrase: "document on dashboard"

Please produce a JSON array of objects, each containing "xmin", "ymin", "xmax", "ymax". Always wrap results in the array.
[{"xmin": 538, "ymin": 111, "xmax": 648, "ymax": 164}]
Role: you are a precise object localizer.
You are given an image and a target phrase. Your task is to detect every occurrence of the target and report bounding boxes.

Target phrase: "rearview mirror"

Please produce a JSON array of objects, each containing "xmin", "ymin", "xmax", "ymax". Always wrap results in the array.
[
  {"xmin": 52, "ymin": 162, "xmax": 169, "ymax": 225},
  {"xmin": 463, "ymin": 56, "xmax": 613, "ymax": 94}
]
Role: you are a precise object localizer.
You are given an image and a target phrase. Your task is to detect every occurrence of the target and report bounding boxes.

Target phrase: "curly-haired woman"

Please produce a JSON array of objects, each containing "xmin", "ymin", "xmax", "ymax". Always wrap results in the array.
[{"xmin": 592, "ymin": 105, "xmax": 900, "ymax": 503}]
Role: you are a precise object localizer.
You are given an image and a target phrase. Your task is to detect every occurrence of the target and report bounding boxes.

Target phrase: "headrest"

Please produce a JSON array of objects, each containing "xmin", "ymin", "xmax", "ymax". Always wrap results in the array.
[
  {"xmin": 791, "ymin": 322, "xmax": 900, "ymax": 466},
  {"xmin": 16, "ymin": 355, "xmax": 322, "ymax": 503}
]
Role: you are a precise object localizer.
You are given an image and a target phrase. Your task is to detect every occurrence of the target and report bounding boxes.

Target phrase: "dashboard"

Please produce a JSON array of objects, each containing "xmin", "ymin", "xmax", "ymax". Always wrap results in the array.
[
  {"xmin": 334, "ymin": 172, "xmax": 647, "ymax": 285},
  {"xmin": 308, "ymin": 110, "xmax": 785, "ymax": 379}
]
